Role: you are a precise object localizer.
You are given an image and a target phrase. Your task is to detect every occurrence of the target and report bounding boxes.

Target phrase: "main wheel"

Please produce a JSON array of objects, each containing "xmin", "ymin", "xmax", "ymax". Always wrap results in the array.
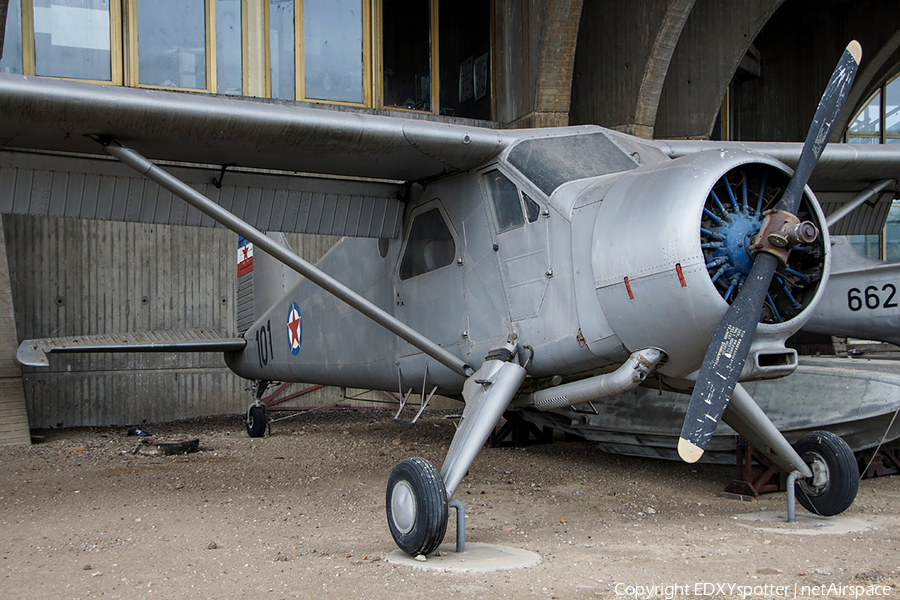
[
  {"xmin": 793, "ymin": 431, "xmax": 859, "ymax": 516},
  {"xmin": 386, "ymin": 457, "xmax": 448, "ymax": 556},
  {"xmin": 246, "ymin": 405, "xmax": 267, "ymax": 438}
]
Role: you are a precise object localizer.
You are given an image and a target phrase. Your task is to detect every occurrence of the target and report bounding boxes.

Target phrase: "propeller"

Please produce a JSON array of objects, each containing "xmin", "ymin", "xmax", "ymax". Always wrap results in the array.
[{"xmin": 678, "ymin": 41, "xmax": 862, "ymax": 463}]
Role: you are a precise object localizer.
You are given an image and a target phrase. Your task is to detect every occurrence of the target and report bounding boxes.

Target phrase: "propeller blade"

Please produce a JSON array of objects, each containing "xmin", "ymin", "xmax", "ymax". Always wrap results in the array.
[{"xmin": 678, "ymin": 41, "xmax": 862, "ymax": 463}]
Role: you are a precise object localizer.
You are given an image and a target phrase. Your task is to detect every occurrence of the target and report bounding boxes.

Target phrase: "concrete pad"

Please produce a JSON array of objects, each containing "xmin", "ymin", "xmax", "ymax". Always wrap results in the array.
[
  {"xmin": 734, "ymin": 511, "xmax": 876, "ymax": 535},
  {"xmin": 385, "ymin": 542, "xmax": 541, "ymax": 573}
]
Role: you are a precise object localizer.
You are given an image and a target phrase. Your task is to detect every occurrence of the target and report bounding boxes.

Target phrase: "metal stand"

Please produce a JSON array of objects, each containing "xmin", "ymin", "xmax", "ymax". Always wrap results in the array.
[
  {"xmin": 450, "ymin": 499, "xmax": 466, "ymax": 553},
  {"xmin": 786, "ymin": 471, "xmax": 799, "ymax": 523}
]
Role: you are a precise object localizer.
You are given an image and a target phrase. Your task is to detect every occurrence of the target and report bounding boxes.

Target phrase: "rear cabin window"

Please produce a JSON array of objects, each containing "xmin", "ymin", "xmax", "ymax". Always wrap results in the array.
[
  {"xmin": 484, "ymin": 170, "xmax": 524, "ymax": 233},
  {"xmin": 399, "ymin": 207, "xmax": 456, "ymax": 280}
]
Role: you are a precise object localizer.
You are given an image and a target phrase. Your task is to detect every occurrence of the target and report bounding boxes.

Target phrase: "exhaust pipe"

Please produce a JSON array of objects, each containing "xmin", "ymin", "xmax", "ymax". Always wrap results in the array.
[{"xmin": 530, "ymin": 348, "xmax": 665, "ymax": 411}]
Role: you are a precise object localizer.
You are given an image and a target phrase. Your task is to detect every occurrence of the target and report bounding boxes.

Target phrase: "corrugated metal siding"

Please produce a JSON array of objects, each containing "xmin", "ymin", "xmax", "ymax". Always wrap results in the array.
[
  {"xmin": 820, "ymin": 193, "xmax": 893, "ymax": 236},
  {"xmin": 0, "ymin": 151, "xmax": 405, "ymax": 238}
]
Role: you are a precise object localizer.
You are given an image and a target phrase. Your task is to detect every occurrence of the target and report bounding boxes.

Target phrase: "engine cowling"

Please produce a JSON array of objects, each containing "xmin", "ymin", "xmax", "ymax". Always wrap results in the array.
[{"xmin": 590, "ymin": 149, "xmax": 830, "ymax": 379}]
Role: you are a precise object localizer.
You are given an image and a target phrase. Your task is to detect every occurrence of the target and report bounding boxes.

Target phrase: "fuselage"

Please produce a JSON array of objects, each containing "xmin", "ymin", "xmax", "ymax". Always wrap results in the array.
[{"xmin": 226, "ymin": 127, "xmax": 831, "ymax": 396}]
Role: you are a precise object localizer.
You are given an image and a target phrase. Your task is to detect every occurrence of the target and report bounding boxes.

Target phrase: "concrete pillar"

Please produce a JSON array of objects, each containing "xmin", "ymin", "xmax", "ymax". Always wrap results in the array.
[{"xmin": 0, "ymin": 215, "xmax": 30, "ymax": 446}]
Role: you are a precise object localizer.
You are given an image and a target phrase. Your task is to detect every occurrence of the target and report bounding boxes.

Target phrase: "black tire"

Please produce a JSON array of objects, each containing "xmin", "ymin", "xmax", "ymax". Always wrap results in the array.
[
  {"xmin": 793, "ymin": 430, "xmax": 859, "ymax": 516},
  {"xmin": 386, "ymin": 457, "xmax": 448, "ymax": 556},
  {"xmin": 246, "ymin": 405, "xmax": 267, "ymax": 438}
]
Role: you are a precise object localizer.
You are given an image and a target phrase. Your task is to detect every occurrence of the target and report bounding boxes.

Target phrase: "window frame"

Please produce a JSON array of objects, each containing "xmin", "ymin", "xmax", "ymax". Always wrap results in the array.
[
  {"xmin": 294, "ymin": 0, "xmax": 373, "ymax": 107},
  {"xmin": 375, "ymin": 0, "xmax": 439, "ymax": 114},
  {"xmin": 21, "ymin": 0, "xmax": 124, "ymax": 85},
  {"xmin": 125, "ymin": 0, "xmax": 217, "ymax": 92},
  {"xmin": 397, "ymin": 200, "xmax": 459, "ymax": 281},
  {"xmin": 845, "ymin": 72, "xmax": 900, "ymax": 260}
]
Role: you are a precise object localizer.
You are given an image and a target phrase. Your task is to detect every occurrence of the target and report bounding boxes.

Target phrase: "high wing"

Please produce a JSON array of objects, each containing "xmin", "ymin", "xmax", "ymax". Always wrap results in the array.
[
  {"xmin": 0, "ymin": 74, "xmax": 897, "ymax": 236},
  {"xmin": 0, "ymin": 75, "xmax": 509, "ymax": 240},
  {"xmin": 0, "ymin": 75, "xmax": 508, "ymax": 182}
]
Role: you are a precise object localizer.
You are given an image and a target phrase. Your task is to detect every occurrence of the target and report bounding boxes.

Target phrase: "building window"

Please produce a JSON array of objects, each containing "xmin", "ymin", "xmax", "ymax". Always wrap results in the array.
[
  {"xmin": 33, "ymin": 0, "xmax": 115, "ymax": 81},
  {"xmin": 303, "ymin": 0, "xmax": 364, "ymax": 104},
  {"xmin": 846, "ymin": 74, "xmax": 900, "ymax": 259},
  {"xmin": 1, "ymin": 0, "xmax": 491, "ymax": 117},
  {"xmin": 134, "ymin": 0, "xmax": 207, "ymax": 89},
  {"xmin": 215, "ymin": 0, "xmax": 242, "ymax": 95},
  {"xmin": 268, "ymin": 0, "xmax": 294, "ymax": 100},
  {"xmin": 381, "ymin": 0, "xmax": 432, "ymax": 111},
  {"xmin": 0, "ymin": 0, "xmax": 23, "ymax": 74}
]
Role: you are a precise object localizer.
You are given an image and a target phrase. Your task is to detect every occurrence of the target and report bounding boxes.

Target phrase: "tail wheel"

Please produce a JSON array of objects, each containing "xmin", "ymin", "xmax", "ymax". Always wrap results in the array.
[
  {"xmin": 386, "ymin": 457, "xmax": 448, "ymax": 556},
  {"xmin": 246, "ymin": 404, "xmax": 267, "ymax": 438},
  {"xmin": 794, "ymin": 431, "xmax": 859, "ymax": 516}
]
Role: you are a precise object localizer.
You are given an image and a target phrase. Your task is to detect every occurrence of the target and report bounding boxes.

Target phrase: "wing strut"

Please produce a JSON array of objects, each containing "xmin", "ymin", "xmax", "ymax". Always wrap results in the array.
[{"xmin": 99, "ymin": 138, "xmax": 474, "ymax": 379}]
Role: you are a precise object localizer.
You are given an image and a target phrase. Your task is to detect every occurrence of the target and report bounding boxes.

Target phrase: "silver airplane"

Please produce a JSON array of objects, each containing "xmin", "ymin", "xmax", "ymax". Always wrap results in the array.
[
  {"xmin": 803, "ymin": 235, "xmax": 900, "ymax": 345},
  {"xmin": 4, "ymin": 42, "xmax": 897, "ymax": 556}
]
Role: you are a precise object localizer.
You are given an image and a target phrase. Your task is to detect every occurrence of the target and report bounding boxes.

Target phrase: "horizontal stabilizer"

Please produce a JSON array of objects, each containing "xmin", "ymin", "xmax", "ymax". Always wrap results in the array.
[{"xmin": 17, "ymin": 329, "xmax": 246, "ymax": 367}]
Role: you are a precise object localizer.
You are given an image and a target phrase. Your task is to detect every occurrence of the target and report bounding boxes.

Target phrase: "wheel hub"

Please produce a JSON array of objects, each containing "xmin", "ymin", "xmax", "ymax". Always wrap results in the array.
[
  {"xmin": 390, "ymin": 480, "xmax": 417, "ymax": 535},
  {"xmin": 800, "ymin": 451, "xmax": 830, "ymax": 495}
]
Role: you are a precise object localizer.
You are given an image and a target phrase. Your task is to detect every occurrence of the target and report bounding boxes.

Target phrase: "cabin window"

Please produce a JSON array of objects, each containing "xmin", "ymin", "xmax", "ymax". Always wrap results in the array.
[
  {"xmin": 523, "ymin": 192, "xmax": 540, "ymax": 223},
  {"xmin": 399, "ymin": 206, "xmax": 455, "ymax": 280},
  {"xmin": 484, "ymin": 170, "xmax": 524, "ymax": 233}
]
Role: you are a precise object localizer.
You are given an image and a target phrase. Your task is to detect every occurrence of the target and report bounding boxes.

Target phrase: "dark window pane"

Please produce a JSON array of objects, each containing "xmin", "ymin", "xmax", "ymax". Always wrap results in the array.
[
  {"xmin": 484, "ymin": 170, "xmax": 523, "ymax": 233},
  {"xmin": 382, "ymin": 0, "xmax": 430, "ymax": 110},
  {"xmin": 438, "ymin": 0, "xmax": 490, "ymax": 119},
  {"xmin": 399, "ymin": 207, "xmax": 455, "ymax": 280}
]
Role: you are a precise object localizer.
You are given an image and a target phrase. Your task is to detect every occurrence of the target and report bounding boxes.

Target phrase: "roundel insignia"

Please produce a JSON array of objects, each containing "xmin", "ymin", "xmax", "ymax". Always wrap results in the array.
[{"xmin": 287, "ymin": 302, "xmax": 302, "ymax": 356}]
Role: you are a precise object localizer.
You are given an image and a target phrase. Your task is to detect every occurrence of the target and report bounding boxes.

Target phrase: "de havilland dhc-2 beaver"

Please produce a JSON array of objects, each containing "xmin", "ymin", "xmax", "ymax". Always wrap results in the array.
[{"xmin": 4, "ymin": 41, "xmax": 900, "ymax": 556}]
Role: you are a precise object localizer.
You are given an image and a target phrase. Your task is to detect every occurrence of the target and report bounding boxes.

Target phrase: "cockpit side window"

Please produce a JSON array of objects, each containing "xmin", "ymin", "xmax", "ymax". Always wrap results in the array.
[
  {"xmin": 399, "ymin": 207, "xmax": 456, "ymax": 280},
  {"xmin": 484, "ymin": 169, "xmax": 524, "ymax": 233},
  {"xmin": 523, "ymin": 192, "xmax": 540, "ymax": 223}
]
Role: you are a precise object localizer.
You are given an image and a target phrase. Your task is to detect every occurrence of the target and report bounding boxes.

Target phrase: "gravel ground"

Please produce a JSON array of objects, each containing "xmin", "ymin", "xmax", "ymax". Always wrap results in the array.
[{"xmin": 0, "ymin": 408, "xmax": 897, "ymax": 599}]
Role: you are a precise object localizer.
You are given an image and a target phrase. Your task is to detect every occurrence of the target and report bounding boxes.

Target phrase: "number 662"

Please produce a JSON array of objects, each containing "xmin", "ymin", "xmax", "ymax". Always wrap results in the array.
[{"xmin": 848, "ymin": 284, "xmax": 898, "ymax": 311}]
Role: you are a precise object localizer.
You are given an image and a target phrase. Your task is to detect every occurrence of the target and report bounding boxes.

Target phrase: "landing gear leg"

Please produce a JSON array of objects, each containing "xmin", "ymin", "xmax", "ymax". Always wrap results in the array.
[
  {"xmin": 386, "ymin": 344, "xmax": 527, "ymax": 555},
  {"xmin": 245, "ymin": 381, "xmax": 270, "ymax": 438}
]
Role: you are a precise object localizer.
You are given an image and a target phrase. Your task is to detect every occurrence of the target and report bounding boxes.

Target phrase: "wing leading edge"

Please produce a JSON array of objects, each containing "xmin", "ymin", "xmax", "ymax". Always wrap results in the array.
[{"xmin": 0, "ymin": 74, "xmax": 509, "ymax": 183}]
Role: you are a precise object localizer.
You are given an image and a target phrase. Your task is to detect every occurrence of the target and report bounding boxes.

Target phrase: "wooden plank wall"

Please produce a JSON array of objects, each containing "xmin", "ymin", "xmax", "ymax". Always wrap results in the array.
[{"xmin": 3, "ymin": 213, "xmax": 345, "ymax": 429}]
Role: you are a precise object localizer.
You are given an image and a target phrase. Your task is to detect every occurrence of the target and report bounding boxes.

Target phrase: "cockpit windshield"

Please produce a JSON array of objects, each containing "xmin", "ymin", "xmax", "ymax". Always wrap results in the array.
[{"xmin": 507, "ymin": 132, "xmax": 639, "ymax": 196}]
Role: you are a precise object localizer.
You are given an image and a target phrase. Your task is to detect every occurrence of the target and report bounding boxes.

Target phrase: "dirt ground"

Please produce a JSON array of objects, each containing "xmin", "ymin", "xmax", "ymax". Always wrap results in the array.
[{"xmin": 0, "ymin": 408, "xmax": 897, "ymax": 600}]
